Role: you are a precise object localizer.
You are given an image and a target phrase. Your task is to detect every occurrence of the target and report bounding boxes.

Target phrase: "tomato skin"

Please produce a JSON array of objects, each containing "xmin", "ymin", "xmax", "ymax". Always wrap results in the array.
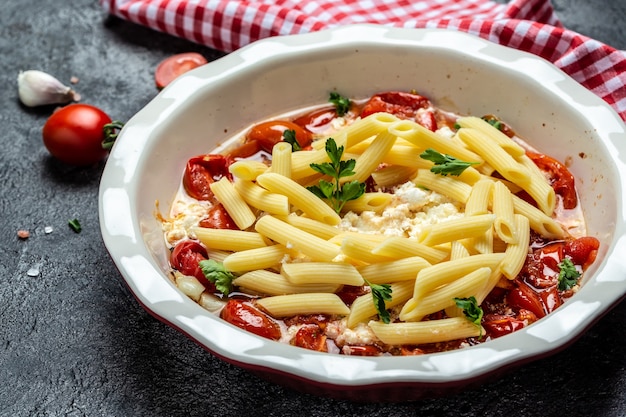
[
  {"xmin": 182, "ymin": 154, "xmax": 233, "ymax": 201},
  {"xmin": 565, "ymin": 236, "xmax": 600, "ymax": 268},
  {"xmin": 246, "ymin": 120, "xmax": 312, "ymax": 153},
  {"xmin": 155, "ymin": 52, "xmax": 208, "ymax": 89},
  {"xmin": 199, "ymin": 203, "xmax": 239, "ymax": 230},
  {"xmin": 342, "ymin": 345, "xmax": 383, "ymax": 356},
  {"xmin": 170, "ymin": 240, "xmax": 215, "ymax": 291},
  {"xmin": 483, "ymin": 314, "xmax": 527, "ymax": 338},
  {"xmin": 360, "ymin": 91, "xmax": 436, "ymax": 130},
  {"xmin": 221, "ymin": 299, "xmax": 282, "ymax": 340},
  {"xmin": 42, "ymin": 104, "xmax": 112, "ymax": 166},
  {"xmin": 293, "ymin": 325, "xmax": 328, "ymax": 352},
  {"xmin": 507, "ymin": 280, "xmax": 546, "ymax": 318},
  {"xmin": 526, "ymin": 151, "xmax": 577, "ymax": 209}
]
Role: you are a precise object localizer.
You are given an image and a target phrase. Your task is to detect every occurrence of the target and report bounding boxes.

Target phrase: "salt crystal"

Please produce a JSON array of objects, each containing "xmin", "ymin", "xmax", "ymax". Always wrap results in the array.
[
  {"xmin": 27, "ymin": 268, "xmax": 40, "ymax": 277},
  {"xmin": 44, "ymin": 226, "xmax": 53, "ymax": 234}
]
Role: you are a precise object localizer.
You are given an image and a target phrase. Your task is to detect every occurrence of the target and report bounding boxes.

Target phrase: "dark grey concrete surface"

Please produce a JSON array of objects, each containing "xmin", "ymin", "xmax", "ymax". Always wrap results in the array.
[{"xmin": 1, "ymin": 0, "xmax": 624, "ymax": 416}]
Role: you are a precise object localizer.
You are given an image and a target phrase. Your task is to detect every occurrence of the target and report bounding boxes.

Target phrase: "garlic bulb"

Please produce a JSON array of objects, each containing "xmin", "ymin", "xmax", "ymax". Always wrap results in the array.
[{"xmin": 17, "ymin": 70, "xmax": 78, "ymax": 107}]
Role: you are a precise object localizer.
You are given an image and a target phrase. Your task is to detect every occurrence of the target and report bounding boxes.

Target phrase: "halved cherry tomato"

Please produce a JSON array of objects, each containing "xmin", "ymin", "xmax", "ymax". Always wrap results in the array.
[
  {"xmin": 526, "ymin": 151, "xmax": 577, "ymax": 209},
  {"xmin": 42, "ymin": 103, "xmax": 112, "ymax": 166},
  {"xmin": 199, "ymin": 203, "xmax": 238, "ymax": 230},
  {"xmin": 225, "ymin": 140, "xmax": 261, "ymax": 159},
  {"xmin": 182, "ymin": 154, "xmax": 233, "ymax": 201},
  {"xmin": 360, "ymin": 91, "xmax": 437, "ymax": 131},
  {"xmin": 293, "ymin": 325, "xmax": 328, "ymax": 352},
  {"xmin": 246, "ymin": 120, "xmax": 312, "ymax": 153},
  {"xmin": 155, "ymin": 52, "xmax": 208, "ymax": 89},
  {"xmin": 170, "ymin": 240, "xmax": 215, "ymax": 290},
  {"xmin": 565, "ymin": 236, "xmax": 600, "ymax": 268},
  {"xmin": 482, "ymin": 314, "xmax": 527, "ymax": 338},
  {"xmin": 335, "ymin": 285, "xmax": 368, "ymax": 306},
  {"xmin": 221, "ymin": 299, "xmax": 282, "ymax": 340},
  {"xmin": 507, "ymin": 279, "xmax": 546, "ymax": 319}
]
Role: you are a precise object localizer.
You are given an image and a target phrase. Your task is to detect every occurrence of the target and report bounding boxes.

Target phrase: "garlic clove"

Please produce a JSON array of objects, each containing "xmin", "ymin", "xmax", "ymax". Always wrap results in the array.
[{"xmin": 17, "ymin": 70, "xmax": 78, "ymax": 107}]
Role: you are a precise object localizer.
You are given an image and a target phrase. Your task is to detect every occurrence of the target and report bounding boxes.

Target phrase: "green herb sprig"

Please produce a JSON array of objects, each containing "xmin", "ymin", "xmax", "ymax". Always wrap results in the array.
[
  {"xmin": 282, "ymin": 129, "xmax": 301, "ymax": 151},
  {"xmin": 199, "ymin": 259, "xmax": 235, "ymax": 295},
  {"xmin": 329, "ymin": 92, "xmax": 351, "ymax": 117},
  {"xmin": 557, "ymin": 258, "xmax": 581, "ymax": 291},
  {"xmin": 365, "ymin": 279, "xmax": 393, "ymax": 324},
  {"xmin": 420, "ymin": 148, "xmax": 479, "ymax": 176},
  {"xmin": 454, "ymin": 296, "xmax": 484, "ymax": 336},
  {"xmin": 307, "ymin": 138, "xmax": 365, "ymax": 213}
]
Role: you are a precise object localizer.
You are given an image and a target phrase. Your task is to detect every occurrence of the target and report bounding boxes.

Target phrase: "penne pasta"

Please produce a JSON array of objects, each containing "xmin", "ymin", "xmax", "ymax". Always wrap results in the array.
[
  {"xmin": 512, "ymin": 194, "xmax": 565, "ymax": 238},
  {"xmin": 191, "ymin": 226, "xmax": 269, "ymax": 252},
  {"xmin": 417, "ymin": 214, "xmax": 496, "ymax": 247},
  {"xmin": 233, "ymin": 270, "xmax": 340, "ymax": 296},
  {"xmin": 369, "ymin": 317, "xmax": 483, "ymax": 345},
  {"xmin": 254, "ymin": 214, "xmax": 341, "ymax": 262},
  {"xmin": 370, "ymin": 165, "xmax": 417, "ymax": 188},
  {"xmin": 400, "ymin": 267, "xmax": 493, "ymax": 321},
  {"xmin": 465, "ymin": 178, "xmax": 493, "ymax": 216},
  {"xmin": 210, "ymin": 177, "xmax": 257, "ymax": 230},
  {"xmin": 256, "ymin": 172, "xmax": 341, "ymax": 225},
  {"xmin": 347, "ymin": 281, "xmax": 414, "ymax": 327},
  {"xmin": 372, "ymin": 236, "xmax": 449, "ymax": 264},
  {"xmin": 281, "ymin": 262, "xmax": 364, "ymax": 286},
  {"xmin": 357, "ymin": 256, "xmax": 431, "ymax": 285},
  {"xmin": 343, "ymin": 129, "xmax": 397, "ymax": 183},
  {"xmin": 412, "ymin": 169, "xmax": 472, "ymax": 203},
  {"xmin": 228, "ymin": 159, "xmax": 268, "ymax": 180},
  {"xmin": 222, "ymin": 244, "xmax": 291, "ymax": 272},
  {"xmin": 269, "ymin": 141, "xmax": 293, "ymax": 178},
  {"xmin": 492, "ymin": 180, "xmax": 518, "ymax": 244},
  {"xmin": 456, "ymin": 116, "xmax": 526, "ymax": 157},
  {"xmin": 501, "ymin": 214, "xmax": 531, "ymax": 279},
  {"xmin": 257, "ymin": 293, "xmax": 351, "ymax": 317},
  {"xmin": 234, "ymin": 179, "xmax": 290, "ymax": 215},
  {"xmin": 341, "ymin": 192, "xmax": 392, "ymax": 214},
  {"xmin": 275, "ymin": 213, "xmax": 341, "ymax": 240}
]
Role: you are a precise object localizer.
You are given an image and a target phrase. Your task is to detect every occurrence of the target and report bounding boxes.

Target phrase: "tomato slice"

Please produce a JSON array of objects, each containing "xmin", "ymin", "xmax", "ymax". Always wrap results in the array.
[
  {"xmin": 221, "ymin": 299, "xmax": 282, "ymax": 340},
  {"xmin": 342, "ymin": 345, "xmax": 383, "ymax": 356},
  {"xmin": 293, "ymin": 325, "xmax": 328, "ymax": 352},
  {"xmin": 526, "ymin": 151, "xmax": 577, "ymax": 209},
  {"xmin": 170, "ymin": 240, "xmax": 215, "ymax": 291},
  {"xmin": 155, "ymin": 52, "xmax": 208, "ymax": 89},
  {"xmin": 245, "ymin": 120, "xmax": 312, "ymax": 153},
  {"xmin": 182, "ymin": 154, "xmax": 233, "ymax": 201},
  {"xmin": 482, "ymin": 314, "xmax": 527, "ymax": 338},
  {"xmin": 565, "ymin": 236, "xmax": 600, "ymax": 268},
  {"xmin": 199, "ymin": 203, "xmax": 239, "ymax": 230},
  {"xmin": 507, "ymin": 279, "xmax": 546, "ymax": 319},
  {"xmin": 360, "ymin": 91, "xmax": 436, "ymax": 130}
]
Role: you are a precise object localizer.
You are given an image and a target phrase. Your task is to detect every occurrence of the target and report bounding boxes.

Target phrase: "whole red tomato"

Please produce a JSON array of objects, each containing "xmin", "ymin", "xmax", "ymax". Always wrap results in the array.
[{"xmin": 42, "ymin": 104, "xmax": 112, "ymax": 166}]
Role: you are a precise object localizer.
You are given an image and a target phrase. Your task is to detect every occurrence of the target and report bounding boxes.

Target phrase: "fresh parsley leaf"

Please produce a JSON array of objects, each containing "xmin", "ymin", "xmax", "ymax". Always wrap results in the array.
[
  {"xmin": 282, "ymin": 129, "xmax": 301, "ymax": 151},
  {"xmin": 420, "ymin": 148, "xmax": 479, "ymax": 176},
  {"xmin": 365, "ymin": 279, "xmax": 393, "ymax": 324},
  {"xmin": 68, "ymin": 218, "xmax": 82, "ymax": 233},
  {"xmin": 482, "ymin": 116, "xmax": 503, "ymax": 131},
  {"xmin": 199, "ymin": 259, "xmax": 235, "ymax": 295},
  {"xmin": 454, "ymin": 296, "xmax": 484, "ymax": 335},
  {"xmin": 307, "ymin": 138, "xmax": 365, "ymax": 213},
  {"xmin": 557, "ymin": 258, "xmax": 581, "ymax": 291},
  {"xmin": 329, "ymin": 92, "xmax": 351, "ymax": 117}
]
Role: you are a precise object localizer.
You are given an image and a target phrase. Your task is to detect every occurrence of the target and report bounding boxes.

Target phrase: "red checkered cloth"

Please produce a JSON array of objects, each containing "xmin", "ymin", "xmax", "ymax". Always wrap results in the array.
[{"xmin": 100, "ymin": 0, "xmax": 626, "ymax": 121}]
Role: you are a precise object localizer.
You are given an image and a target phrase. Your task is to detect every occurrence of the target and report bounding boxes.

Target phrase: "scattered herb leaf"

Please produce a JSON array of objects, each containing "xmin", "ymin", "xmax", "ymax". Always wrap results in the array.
[
  {"xmin": 365, "ymin": 279, "xmax": 393, "ymax": 324},
  {"xmin": 307, "ymin": 138, "xmax": 365, "ymax": 213},
  {"xmin": 557, "ymin": 258, "xmax": 581, "ymax": 291},
  {"xmin": 199, "ymin": 259, "xmax": 235, "ymax": 295},
  {"xmin": 68, "ymin": 218, "xmax": 82, "ymax": 233},
  {"xmin": 454, "ymin": 296, "xmax": 484, "ymax": 336},
  {"xmin": 329, "ymin": 92, "xmax": 351, "ymax": 117},
  {"xmin": 420, "ymin": 148, "xmax": 479, "ymax": 176},
  {"xmin": 282, "ymin": 129, "xmax": 301, "ymax": 151}
]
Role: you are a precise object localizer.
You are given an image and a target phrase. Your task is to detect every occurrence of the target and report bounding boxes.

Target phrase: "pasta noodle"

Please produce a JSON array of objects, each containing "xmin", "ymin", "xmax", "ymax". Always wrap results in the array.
[
  {"xmin": 369, "ymin": 317, "xmax": 483, "ymax": 345},
  {"xmin": 191, "ymin": 226, "xmax": 269, "ymax": 251},
  {"xmin": 256, "ymin": 293, "xmax": 351, "ymax": 317},
  {"xmin": 281, "ymin": 262, "xmax": 364, "ymax": 286},
  {"xmin": 209, "ymin": 177, "xmax": 257, "ymax": 230},
  {"xmin": 233, "ymin": 270, "xmax": 340, "ymax": 295}
]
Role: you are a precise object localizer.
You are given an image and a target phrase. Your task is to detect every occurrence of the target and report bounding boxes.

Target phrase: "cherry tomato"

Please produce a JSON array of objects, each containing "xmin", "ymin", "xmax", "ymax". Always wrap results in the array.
[
  {"xmin": 335, "ymin": 285, "xmax": 368, "ymax": 306},
  {"xmin": 293, "ymin": 325, "xmax": 328, "ymax": 352},
  {"xmin": 199, "ymin": 203, "xmax": 239, "ymax": 230},
  {"xmin": 293, "ymin": 106, "xmax": 339, "ymax": 134},
  {"xmin": 155, "ymin": 52, "xmax": 208, "ymax": 89},
  {"xmin": 526, "ymin": 151, "xmax": 577, "ymax": 209},
  {"xmin": 507, "ymin": 279, "xmax": 546, "ymax": 319},
  {"xmin": 221, "ymin": 299, "xmax": 282, "ymax": 340},
  {"xmin": 225, "ymin": 140, "xmax": 261, "ymax": 159},
  {"xmin": 182, "ymin": 154, "xmax": 233, "ymax": 201},
  {"xmin": 565, "ymin": 236, "xmax": 600, "ymax": 268},
  {"xmin": 360, "ymin": 91, "xmax": 436, "ymax": 130},
  {"xmin": 170, "ymin": 240, "xmax": 215, "ymax": 290},
  {"xmin": 245, "ymin": 120, "xmax": 312, "ymax": 153},
  {"xmin": 42, "ymin": 103, "xmax": 112, "ymax": 166},
  {"xmin": 482, "ymin": 314, "xmax": 527, "ymax": 338}
]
